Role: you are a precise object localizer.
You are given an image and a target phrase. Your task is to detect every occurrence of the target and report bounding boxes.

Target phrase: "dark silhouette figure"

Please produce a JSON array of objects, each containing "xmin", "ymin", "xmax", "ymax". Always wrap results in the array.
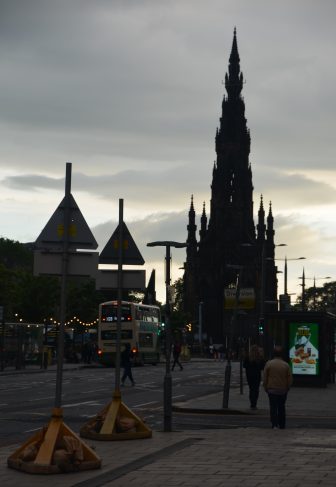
[
  {"xmin": 243, "ymin": 345, "xmax": 265, "ymax": 410},
  {"xmin": 263, "ymin": 346, "xmax": 293, "ymax": 429},
  {"xmin": 121, "ymin": 343, "xmax": 135, "ymax": 386},
  {"xmin": 82, "ymin": 341, "xmax": 94, "ymax": 364},
  {"xmin": 171, "ymin": 341, "xmax": 183, "ymax": 371}
]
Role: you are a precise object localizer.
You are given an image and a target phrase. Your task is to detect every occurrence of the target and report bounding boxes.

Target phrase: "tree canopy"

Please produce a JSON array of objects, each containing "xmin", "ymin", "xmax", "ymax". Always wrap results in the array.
[{"xmin": 295, "ymin": 281, "xmax": 336, "ymax": 312}]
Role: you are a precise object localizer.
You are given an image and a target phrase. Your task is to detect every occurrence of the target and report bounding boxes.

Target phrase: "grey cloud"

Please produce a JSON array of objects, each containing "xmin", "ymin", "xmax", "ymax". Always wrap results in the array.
[
  {"xmin": 1, "ymin": 0, "xmax": 336, "ymax": 290},
  {"xmin": 2, "ymin": 174, "xmax": 64, "ymax": 191},
  {"xmin": 253, "ymin": 167, "xmax": 336, "ymax": 208},
  {"xmin": 1, "ymin": 165, "xmax": 211, "ymax": 210}
]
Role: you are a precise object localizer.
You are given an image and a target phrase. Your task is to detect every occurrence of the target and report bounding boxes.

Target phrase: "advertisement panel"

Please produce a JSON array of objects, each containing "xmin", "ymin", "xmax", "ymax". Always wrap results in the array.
[{"xmin": 289, "ymin": 323, "xmax": 319, "ymax": 375}]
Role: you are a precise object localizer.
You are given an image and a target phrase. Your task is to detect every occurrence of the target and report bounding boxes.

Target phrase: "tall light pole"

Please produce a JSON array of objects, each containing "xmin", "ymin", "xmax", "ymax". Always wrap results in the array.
[
  {"xmin": 284, "ymin": 257, "xmax": 305, "ymax": 295},
  {"xmin": 260, "ymin": 243, "xmax": 286, "ymax": 336},
  {"xmin": 301, "ymin": 268, "xmax": 306, "ymax": 311},
  {"xmin": 223, "ymin": 264, "xmax": 242, "ymax": 409},
  {"xmin": 198, "ymin": 301, "xmax": 203, "ymax": 352},
  {"xmin": 274, "ymin": 256, "xmax": 306, "ymax": 310},
  {"xmin": 299, "ymin": 275, "xmax": 331, "ymax": 310},
  {"xmin": 147, "ymin": 241, "xmax": 187, "ymax": 432}
]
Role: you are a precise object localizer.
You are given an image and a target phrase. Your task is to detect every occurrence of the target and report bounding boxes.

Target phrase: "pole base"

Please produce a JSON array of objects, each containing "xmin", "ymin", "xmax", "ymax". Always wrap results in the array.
[
  {"xmin": 7, "ymin": 408, "xmax": 101, "ymax": 474},
  {"xmin": 80, "ymin": 391, "xmax": 152, "ymax": 441}
]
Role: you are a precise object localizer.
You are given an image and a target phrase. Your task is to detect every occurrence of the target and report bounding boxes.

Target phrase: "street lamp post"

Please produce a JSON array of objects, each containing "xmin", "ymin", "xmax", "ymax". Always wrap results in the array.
[
  {"xmin": 274, "ymin": 256, "xmax": 306, "ymax": 310},
  {"xmin": 283, "ymin": 256, "xmax": 305, "ymax": 294},
  {"xmin": 223, "ymin": 265, "xmax": 242, "ymax": 409},
  {"xmin": 198, "ymin": 301, "xmax": 203, "ymax": 353},
  {"xmin": 260, "ymin": 243, "xmax": 286, "ymax": 354},
  {"xmin": 299, "ymin": 275, "xmax": 331, "ymax": 310},
  {"xmin": 147, "ymin": 240, "xmax": 187, "ymax": 432}
]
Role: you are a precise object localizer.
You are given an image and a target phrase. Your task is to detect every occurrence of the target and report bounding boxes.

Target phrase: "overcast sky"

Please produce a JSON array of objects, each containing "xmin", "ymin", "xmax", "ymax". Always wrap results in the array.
[{"xmin": 1, "ymin": 0, "xmax": 336, "ymax": 303}]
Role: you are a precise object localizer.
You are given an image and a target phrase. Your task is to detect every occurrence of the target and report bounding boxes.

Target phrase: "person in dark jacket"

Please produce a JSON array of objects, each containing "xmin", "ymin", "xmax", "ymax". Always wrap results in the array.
[
  {"xmin": 171, "ymin": 341, "xmax": 183, "ymax": 371},
  {"xmin": 121, "ymin": 343, "xmax": 135, "ymax": 386},
  {"xmin": 243, "ymin": 345, "xmax": 265, "ymax": 410}
]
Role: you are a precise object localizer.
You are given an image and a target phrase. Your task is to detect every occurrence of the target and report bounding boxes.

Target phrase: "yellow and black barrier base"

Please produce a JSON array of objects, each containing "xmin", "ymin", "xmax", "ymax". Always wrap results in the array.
[
  {"xmin": 80, "ymin": 390, "xmax": 152, "ymax": 441},
  {"xmin": 7, "ymin": 408, "xmax": 101, "ymax": 474}
]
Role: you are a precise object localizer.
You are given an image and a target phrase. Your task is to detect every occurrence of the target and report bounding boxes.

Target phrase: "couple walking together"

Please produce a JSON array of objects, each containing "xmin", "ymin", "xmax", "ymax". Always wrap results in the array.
[{"xmin": 244, "ymin": 345, "xmax": 292, "ymax": 429}]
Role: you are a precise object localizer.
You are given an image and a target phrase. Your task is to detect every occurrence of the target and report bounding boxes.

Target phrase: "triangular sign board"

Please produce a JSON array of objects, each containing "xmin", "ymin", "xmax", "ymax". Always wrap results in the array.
[
  {"xmin": 35, "ymin": 194, "xmax": 98, "ymax": 250},
  {"xmin": 99, "ymin": 222, "xmax": 145, "ymax": 265}
]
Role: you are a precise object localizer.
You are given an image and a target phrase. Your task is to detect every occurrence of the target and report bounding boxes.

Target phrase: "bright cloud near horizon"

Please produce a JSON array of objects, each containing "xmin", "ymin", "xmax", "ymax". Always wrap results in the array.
[{"xmin": 1, "ymin": 0, "xmax": 336, "ymax": 304}]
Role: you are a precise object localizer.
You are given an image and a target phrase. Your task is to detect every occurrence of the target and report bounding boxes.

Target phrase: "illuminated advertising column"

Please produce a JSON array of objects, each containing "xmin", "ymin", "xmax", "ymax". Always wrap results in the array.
[{"xmin": 289, "ymin": 323, "xmax": 319, "ymax": 375}]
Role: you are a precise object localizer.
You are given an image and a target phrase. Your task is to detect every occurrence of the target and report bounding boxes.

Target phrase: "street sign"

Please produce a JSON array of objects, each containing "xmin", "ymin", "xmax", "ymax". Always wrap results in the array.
[
  {"xmin": 35, "ymin": 194, "xmax": 98, "ymax": 250},
  {"xmin": 224, "ymin": 287, "xmax": 255, "ymax": 309},
  {"xmin": 34, "ymin": 251, "xmax": 99, "ymax": 277},
  {"xmin": 96, "ymin": 269, "xmax": 146, "ymax": 290},
  {"xmin": 99, "ymin": 222, "xmax": 145, "ymax": 265}
]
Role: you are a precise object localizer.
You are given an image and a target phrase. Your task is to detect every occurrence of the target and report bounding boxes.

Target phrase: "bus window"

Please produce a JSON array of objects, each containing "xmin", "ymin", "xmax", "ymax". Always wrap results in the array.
[
  {"xmin": 135, "ymin": 305, "xmax": 160, "ymax": 323},
  {"xmin": 101, "ymin": 304, "xmax": 132, "ymax": 322}
]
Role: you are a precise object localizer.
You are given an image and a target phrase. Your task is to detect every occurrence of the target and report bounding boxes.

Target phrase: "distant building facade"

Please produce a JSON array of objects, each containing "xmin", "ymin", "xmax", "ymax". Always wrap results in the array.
[{"xmin": 183, "ymin": 30, "xmax": 278, "ymax": 344}]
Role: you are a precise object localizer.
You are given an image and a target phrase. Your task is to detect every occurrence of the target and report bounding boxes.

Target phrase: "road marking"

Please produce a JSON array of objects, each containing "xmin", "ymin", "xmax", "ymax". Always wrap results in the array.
[
  {"xmin": 63, "ymin": 400, "xmax": 103, "ymax": 407},
  {"xmin": 28, "ymin": 396, "xmax": 54, "ymax": 401},
  {"xmin": 133, "ymin": 401, "xmax": 158, "ymax": 407},
  {"xmin": 80, "ymin": 388, "xmax": 108, "ymax": 394},
  {"xmin": 172, "ymin": 394, "xmax": 185, "ymax": 399},
  {"xmin": 0, "ymin": 403, "xmax": 8, "ymax": 406},
  {"xmin": 24, "ymin": 427, "xmax": 42, "ymax": 433},
  {"xmin": 189, "ymin": 374, "xmax": 201, "ymax": 378}
]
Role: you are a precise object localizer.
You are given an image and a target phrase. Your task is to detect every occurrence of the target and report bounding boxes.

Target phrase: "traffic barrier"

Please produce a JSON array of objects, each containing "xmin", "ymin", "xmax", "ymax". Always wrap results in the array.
[
  {"xmin": 80, "ymin": 390, "xmax": 152, "ymax": 440},
  {"xmin": 7, "ymin": 407, "xmax": 101, "ymax": 474}
]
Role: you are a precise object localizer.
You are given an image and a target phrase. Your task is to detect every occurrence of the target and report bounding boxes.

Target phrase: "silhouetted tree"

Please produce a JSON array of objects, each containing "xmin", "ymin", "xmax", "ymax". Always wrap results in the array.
[{"xmin": 295, "ymin": 281, "xmax": 336, "ymax": 312}]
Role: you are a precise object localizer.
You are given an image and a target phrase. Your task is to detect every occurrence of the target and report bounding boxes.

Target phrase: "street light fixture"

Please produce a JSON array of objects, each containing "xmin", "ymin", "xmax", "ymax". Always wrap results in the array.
[
  {"xmin": 299, "ymin": 274, "xmax": 331, "ymax": 310},
  {"xmin": 147, "ymin": 240, "xmax": 187, "ymax": 432}
]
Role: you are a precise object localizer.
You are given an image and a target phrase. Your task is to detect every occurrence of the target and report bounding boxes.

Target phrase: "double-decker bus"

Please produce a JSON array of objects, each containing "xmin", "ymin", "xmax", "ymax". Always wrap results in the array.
[{"xmin": 97, "ymin": 301, "xmax": 162, "ymax": 366}]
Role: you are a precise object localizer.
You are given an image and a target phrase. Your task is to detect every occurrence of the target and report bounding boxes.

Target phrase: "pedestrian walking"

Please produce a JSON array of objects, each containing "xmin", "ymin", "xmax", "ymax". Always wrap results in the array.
[
  {"xmin": 121, "ymin": 343, "xmax": 135, "ymax": 386},
  {"xmin": 263, "ymin": 345, "xmax": 293, "ymax": 429},
  {"xmin": 243, "ymin": 345, "xmax": 265, "ymax": 410},
  {"xmin": 171, "ymin": 341, "xmax": 183, "ymax": 371}
]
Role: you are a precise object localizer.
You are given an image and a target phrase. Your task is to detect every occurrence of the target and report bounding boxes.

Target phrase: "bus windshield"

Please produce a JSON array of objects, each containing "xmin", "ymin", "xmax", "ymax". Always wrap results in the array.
[{"xmin": 100, "ymin": 304, "xmax": 132, "ymax": 322}]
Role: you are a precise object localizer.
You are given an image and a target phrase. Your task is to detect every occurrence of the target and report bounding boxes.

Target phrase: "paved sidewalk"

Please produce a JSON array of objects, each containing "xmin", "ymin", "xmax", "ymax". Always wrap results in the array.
[
  {"xmin": 2, "ymin": 427, "xmax": 336, "ymax": 487},
  {"xmin": 174, "ymin": 382, "xmax": 336, "ymax": 417},
  {"xmin": 1, "ymin": 363, "xmax": 336, "ymax": 486}
]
